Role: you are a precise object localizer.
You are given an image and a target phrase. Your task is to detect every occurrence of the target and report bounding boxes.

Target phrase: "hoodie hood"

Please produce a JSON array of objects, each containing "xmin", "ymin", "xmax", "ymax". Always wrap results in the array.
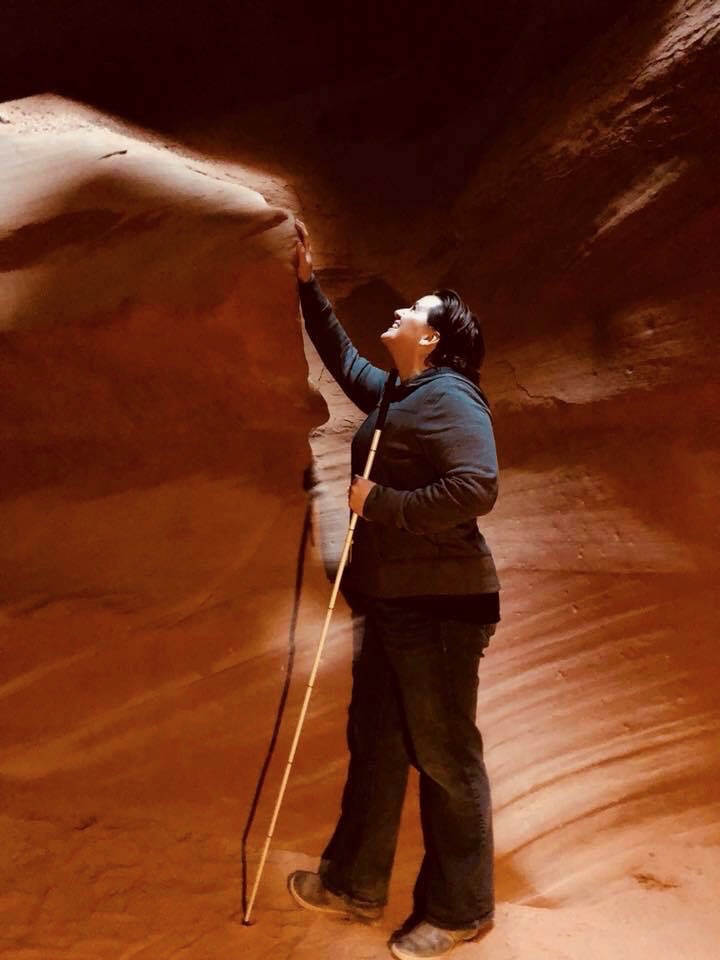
[{"xmin": 391, "ymin": 365, "xmax": 494, "ymax": 421}]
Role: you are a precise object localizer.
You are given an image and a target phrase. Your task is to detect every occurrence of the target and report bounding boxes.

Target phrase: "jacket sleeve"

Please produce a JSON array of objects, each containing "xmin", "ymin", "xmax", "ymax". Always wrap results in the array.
[
  {"xmin": 362, "ymin": 385, "xmax": 499, "ymax": 533},
  {"xmin": 299, "ymin": 275, "xmax": 387, "ymax": 414}
]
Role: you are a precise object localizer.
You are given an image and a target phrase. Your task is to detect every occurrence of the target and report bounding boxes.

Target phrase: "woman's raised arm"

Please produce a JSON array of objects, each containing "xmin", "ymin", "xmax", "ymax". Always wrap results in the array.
[{"xmin": 295, "ymin": 219, "xmax": 387, "ymax": 414}]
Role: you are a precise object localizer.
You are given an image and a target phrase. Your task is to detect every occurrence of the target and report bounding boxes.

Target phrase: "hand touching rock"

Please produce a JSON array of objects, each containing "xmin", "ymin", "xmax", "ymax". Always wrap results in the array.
[{"xmin": 295, "ymin": 218, "xmax": 314, "ymax": 282}]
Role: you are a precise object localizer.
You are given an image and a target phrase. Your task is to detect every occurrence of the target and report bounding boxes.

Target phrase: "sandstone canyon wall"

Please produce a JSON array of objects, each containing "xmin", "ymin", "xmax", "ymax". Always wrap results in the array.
[{"xmin": 1, "ymin": 2, "xmax": 719, "ymax": 959}]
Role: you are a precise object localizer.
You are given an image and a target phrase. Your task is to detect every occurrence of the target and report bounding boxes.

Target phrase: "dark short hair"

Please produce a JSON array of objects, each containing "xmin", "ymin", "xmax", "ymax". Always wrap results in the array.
[{"xmin": 425, "ymin": 288, "xmax": 486, "ymax": 384}]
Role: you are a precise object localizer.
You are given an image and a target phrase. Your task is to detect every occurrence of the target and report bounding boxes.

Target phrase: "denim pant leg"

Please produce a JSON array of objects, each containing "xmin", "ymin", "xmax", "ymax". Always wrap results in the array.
[
  {"xmin": 373, "ymin": 602, "xmax": 496, "ymax": 929},
  {"xmin": 320, "ymin": 610, "xmax": 411, "ymax": 906}
]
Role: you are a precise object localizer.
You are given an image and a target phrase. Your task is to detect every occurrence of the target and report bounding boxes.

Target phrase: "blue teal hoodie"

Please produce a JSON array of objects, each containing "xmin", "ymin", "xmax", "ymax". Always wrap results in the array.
[{"xmin": 299, "ymin": 276, "xmax": 501, "ymax": 599}]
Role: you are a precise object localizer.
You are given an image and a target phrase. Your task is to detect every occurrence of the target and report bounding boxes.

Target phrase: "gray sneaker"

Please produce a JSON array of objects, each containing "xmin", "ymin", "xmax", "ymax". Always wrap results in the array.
[
  {"xmin": 287, "ymin": 870, "xmax": 383, "ymax": 924},
  {"xmin": 389, "ymin": 918, "xmax": 493, "ymax": 959}
]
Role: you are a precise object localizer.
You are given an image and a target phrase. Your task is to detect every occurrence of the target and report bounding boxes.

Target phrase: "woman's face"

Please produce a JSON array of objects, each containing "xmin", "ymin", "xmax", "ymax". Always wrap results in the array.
[{"xmin": 381, "ymin": 294, "xmax": 442, "ymax": 347}]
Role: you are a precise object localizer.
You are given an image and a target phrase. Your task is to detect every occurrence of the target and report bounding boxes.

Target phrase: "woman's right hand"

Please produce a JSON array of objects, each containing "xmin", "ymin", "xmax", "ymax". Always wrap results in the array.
[{"xmin": 294, "ymin": 218, "xmax": 314, "ymax": 282}]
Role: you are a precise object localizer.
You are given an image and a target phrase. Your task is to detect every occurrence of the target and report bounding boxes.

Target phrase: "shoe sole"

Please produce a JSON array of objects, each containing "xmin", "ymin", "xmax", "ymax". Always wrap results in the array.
[{"xmin": 288, "ymin": 873, "xmax": 383, "ymax": 925}]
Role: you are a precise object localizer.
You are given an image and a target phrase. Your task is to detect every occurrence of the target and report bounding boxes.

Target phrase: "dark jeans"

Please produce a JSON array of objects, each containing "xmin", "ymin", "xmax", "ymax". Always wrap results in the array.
[{"xmin": 319, "ymin": 597, "xmax": 496, "ymax": 930}]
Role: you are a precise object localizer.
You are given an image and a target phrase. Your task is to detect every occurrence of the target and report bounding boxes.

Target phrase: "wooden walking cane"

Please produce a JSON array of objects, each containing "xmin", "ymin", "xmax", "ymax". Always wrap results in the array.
[{"xmin": 243, "ymin": 367, "xmax": 398, "ymax": 925}]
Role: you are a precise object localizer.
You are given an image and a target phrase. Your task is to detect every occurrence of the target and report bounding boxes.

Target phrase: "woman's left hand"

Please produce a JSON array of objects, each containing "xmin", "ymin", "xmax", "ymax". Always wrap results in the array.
[{"xmin": 349, "ymin": 476, "xmax": 376, "ymax": 518}]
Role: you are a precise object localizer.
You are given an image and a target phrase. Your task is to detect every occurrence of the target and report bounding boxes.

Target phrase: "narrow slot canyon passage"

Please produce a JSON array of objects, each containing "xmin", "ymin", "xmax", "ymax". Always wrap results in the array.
[{"xmin": 1, "ymin": 3, "xmax": 719, "ymax": 959}]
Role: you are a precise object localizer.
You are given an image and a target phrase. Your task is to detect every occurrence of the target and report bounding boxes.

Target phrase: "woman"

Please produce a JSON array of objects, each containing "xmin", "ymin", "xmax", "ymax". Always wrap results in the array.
[{"xmin": 288, "ymin": 219, "xmax": 501, "ymax": 960}]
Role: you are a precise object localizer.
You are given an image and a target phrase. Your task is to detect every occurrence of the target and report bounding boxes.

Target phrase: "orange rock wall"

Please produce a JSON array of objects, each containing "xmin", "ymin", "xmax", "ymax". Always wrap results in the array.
[{"xmin": 1, "ymin": 2, "xmax": 719, "ymax": 958}]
